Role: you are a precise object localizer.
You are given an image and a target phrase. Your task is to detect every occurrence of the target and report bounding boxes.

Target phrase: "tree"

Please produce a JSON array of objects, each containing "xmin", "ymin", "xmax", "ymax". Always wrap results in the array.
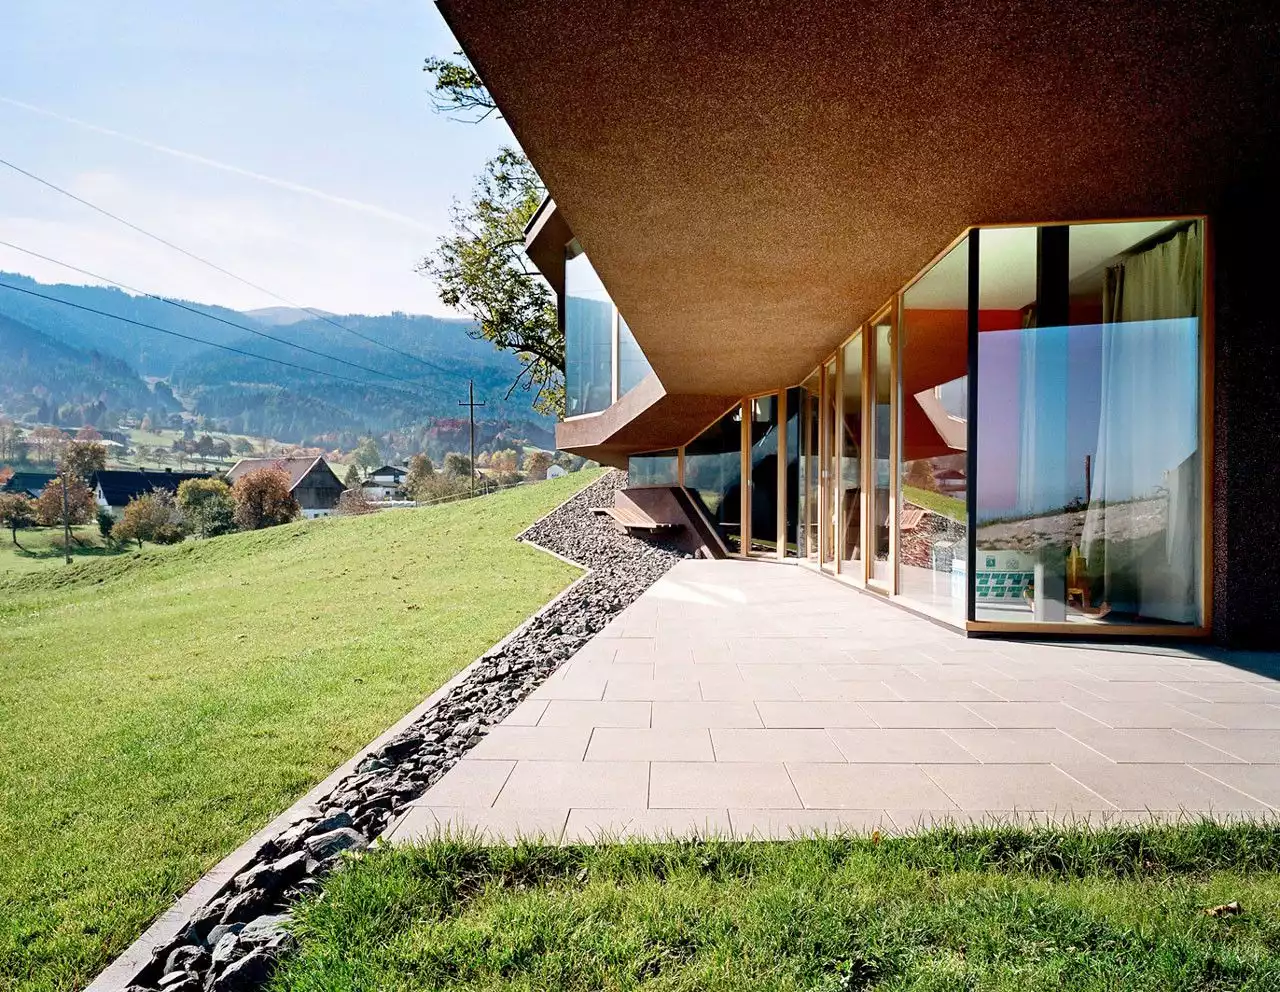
[
  {"xmin": 75, "ymin": 425, "xmax": 103, "ymax": 442},
  {"xmin": 491, "ymin": 448, "xmax": 520, "ymax": 475},
  {"xmin": 336, "ymin": 488, "xmax": 377, "ymax": 516},
  {"xmin": 0, "ymin": 418, "xmax": 24, "ymax": 462},
  {"xmin": 343, "ymin": 464, "xmax": 363, "ymax": 489},
  {"xmin": 0, "ymin": 492, "xmax": 36, "ymax": 548},
  {"xmin": 421, "ymin": 56, "xmax": 563, "ymax": 415},
  {"xmin": 443, "ymin": 451, "xmax": 471, "ymax": 478},
  {"xmin": 60, "ymin": 440, "xmax": 107, "ymax": 482},
  {"xmin": 176, "ymin": 477, "xmax": 237, "ymax": 538},
  {"xmin": 29, "ymin": 426, "xmax": 68, "ymax": 463},
  {"xmin": 232, "ymin": 437, "xmax": 255, "ymax": 456},
  {"xmin": 403, "ymin": 454, "xmax": 435, "ymax": 499},
  {"xmin": 140, "ymin": 414, "xmax": 153, "ymax": 432},
  {"xmin": 35, "ymin": 476, "xmax": 96, "ymax": 528},
  {"xmin": 523, "ymin": 450, "xmax": 554, "ymax": 482},
  {"xmin": 195, "ymin": 434, "xmax": 217, "ymax": 463},
  {"xmin": 232, "ymin": 467, "xmax": 300, "ymax": 530},
  {"xmin": 352, "ymin": 436, "xmax": 382, "ymax": 472},
  {"xmin": 112, "ymin": 491, "xmax": 185, "ymax": 548}
]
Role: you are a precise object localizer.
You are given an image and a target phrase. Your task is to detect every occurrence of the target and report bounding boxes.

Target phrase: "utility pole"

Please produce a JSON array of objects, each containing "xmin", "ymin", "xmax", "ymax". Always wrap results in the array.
[
  {"xmin": 457, "ymin": 379, "xmax": 486, "ymax": 497},
  {"xmin": 61, "ymin": 474, "xmax": 71, "ymax": 564}
]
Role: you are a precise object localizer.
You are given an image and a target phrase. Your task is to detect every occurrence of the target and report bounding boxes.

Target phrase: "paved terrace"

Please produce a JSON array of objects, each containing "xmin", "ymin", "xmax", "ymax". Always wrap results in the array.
[{"xmin": 388, "ymin": 559, "xmax": 1280, "ymax": 842}]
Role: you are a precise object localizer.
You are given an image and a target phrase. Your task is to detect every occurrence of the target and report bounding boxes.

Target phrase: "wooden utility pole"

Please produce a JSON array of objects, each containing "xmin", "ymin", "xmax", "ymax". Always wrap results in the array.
[
  {"xmin": 61, "ymin": 474, "xmax": 71, "ymax": 564},
  {"xmin": 457, "ymin": 380, "xmax": 486, "ymax": 497}
]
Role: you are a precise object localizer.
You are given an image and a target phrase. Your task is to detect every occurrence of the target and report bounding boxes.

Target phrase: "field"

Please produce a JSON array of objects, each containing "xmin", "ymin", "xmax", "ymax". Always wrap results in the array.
[
  {"xmin": 0, "ymin": 525, "xmax": 118, "ymax": 578},
  {"xmin": 0, "ymin": 471, "xmax": 599, "ymax": 992},
  {"xmin": 275, "ymin": 826, "xmax": 1280, "ymax": 991}
]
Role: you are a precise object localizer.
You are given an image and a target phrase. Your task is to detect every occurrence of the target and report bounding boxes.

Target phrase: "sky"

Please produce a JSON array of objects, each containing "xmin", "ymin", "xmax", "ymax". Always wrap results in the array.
[{"xmin": 0, "ymin": 0, "xmax": 514, "ymax": 316}]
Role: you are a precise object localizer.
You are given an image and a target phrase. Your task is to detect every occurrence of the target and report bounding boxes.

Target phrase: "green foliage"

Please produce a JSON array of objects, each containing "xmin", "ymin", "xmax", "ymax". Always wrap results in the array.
[
  {"xmin": 276, "ymin": 825, "xmax": 1280, "ymax": 992},
  {"xmin": 58, "ymin": 440, "xmax": 107, "ymax": 481},
  {"xmin": 0, "ymin": 492, "xmax": 36, "ymax": 546},
  {"xmin": 421, "ymin": 55, "xmax": 562, "ymax": 416},
  {"xmin": 176, "ymin": 477, "xmax": 237, "ymax": 538},
  {"xmin": 0, "ymin": 471, "xmax": 598, "ymax": 992},
  {"xmin": 95, "ymin": 506, "xmax": 114, "ymax": 541},
  {"xmin": 352, "ymin": 436, "xmax": 382, "ymax": 471},
  {"xmin": 443, "ymin": 451, "xmax": 471, "ymax": 478},
  {"xmin": 111, "ymin": 491, "xmax": 185, "ymax": 548},
  {"xmin": 343, "ymin": 463, "xmax": 362, "ymax": 489}
]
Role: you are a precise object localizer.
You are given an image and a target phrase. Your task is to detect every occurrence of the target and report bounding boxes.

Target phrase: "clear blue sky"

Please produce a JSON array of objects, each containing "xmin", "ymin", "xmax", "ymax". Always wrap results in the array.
[{"xmin": 0, "ymin": 0, "xmax": 513, "ymax": 315}]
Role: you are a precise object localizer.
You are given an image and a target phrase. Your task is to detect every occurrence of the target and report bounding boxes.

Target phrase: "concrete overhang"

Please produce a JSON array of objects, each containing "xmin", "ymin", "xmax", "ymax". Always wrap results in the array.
[
  {"xmin": 523, "ymin": 196, "xmax": 571, "ymax": 296},
  {"xmin": 439, "ymin": 0, "xmax": 1276, "ymax": 396}
]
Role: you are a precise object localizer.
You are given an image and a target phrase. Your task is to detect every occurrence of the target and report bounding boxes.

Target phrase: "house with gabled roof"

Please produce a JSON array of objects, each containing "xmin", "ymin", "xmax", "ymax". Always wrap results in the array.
[{"xmin": 225, "ymin": 456, "xmax": 345, "ymax": 519}]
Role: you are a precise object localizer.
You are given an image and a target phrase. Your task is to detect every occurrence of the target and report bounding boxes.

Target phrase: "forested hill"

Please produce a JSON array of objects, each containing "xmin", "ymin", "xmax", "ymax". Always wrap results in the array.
[{"xmin": 0, "ymin": 274, "xmax": 553, "ymax": 444}]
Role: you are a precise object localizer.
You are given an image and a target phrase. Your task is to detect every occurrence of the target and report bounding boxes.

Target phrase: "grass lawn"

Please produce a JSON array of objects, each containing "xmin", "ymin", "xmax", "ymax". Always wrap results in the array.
[
  {"xmin": 0, "ymin": 471, "xmax": 599, "ymax": 992},
  {"xmin": 274, "ymin": 825, "xmax": 1280, "ymax": 991},
  {"xmin": 0, "ymin": 525, "xmax": 127, "ymax": 578}
]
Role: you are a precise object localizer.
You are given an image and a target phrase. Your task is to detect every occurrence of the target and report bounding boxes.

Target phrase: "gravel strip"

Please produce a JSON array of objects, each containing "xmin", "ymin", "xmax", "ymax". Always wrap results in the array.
[{"xmin": 124, "ymin": 470, "xmax": 681, "ymax": 992}]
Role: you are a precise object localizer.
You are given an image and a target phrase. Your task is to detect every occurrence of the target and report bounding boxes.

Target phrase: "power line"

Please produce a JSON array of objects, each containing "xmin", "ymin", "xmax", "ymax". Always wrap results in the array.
[
  {"xmin": 0, "ymin": 156, "xmax": 471, "ymax": 381},
  {"xmin": 0, "ymin": 280, "xmax": 421, "ymax": 393},
  {"xmin": 0, "ymin": 239, "xmax": 425, "ymax": 386}
]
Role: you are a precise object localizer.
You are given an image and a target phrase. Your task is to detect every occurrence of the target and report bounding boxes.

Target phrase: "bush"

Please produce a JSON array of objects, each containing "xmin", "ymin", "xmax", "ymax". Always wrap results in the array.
[
  {"xmin": 112, "ymin": 491, "xmax": 186, "ymax": 548},
  {"xmin": 176, "ymin": 477, "xmax": 236, "ymax": 538},
  {"xmin": 232, "ymin": 466, "xmax": 300, "ymax": 530}
]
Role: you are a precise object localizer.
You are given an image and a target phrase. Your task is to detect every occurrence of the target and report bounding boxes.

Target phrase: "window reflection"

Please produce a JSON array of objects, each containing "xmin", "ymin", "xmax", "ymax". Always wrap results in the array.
[
  {"xmin": 628, "ymin": 449, "xmax": 678, "ymax": 487},
  {"xmin": 899, "ymin": 239, "xmax": 969, "ymax": 618},
  {"xmin": 975, "ymin": 220, "xmax": 1202, "ymax": 626},
  {"xmin": 840, "ymin": 333, "xmax": 863, "ymax": 576},
  {"xmin": 748, "ymin": 396, "xmax": 781, "ymax": 553},
  {"xmin": 617, "ymin": 315, "xmax": 654, "ymax": 396},
  {"xmin": 564, "ymin": 242, "xmax": 614, "ymax": 416},
  {"xmin": 684, "ymin": 404, "xmax": 744, "ymax": 551}
]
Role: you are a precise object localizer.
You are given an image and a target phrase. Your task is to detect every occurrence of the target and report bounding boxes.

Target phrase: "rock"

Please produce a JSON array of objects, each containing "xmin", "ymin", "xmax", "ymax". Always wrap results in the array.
[
  {"xmin": 209, "ymin": 932, "xmax": 242, "ymax": 971},
  {"xmin": 205, "ymin": 923, "xmax": 245, "ymax": 949},
  {"xmin": 220, "ymin": 888, "xmax": 273, "ymax": 925},
  {"xmin": 269, "ymin": 850, "xmax": 309, "ymax": 884},
  {"xmin": 232, "ymin": 864, "xmax": 279, "ymax": 894},
  {"xmin": 182, "ymin": 895, "xmax": 229, "ymax": 943},
  {"xmin": 163, "ymin": 945, "xmax": 209, "ymax": 976},
  {"xmin": 303, "ymin": 827, "xmax": 366, "ymax": 860},
  {"xmin": 309, "ymin": 810, "xmax": 353, "ymax": 835},
  {"xmin": 159, "ymin": 970, "xmax": 192, "ymax": 987},
  {"xmin": 238, "ymin": 913, "xmax": 291, "ymax": 945},
  {"xmin": 208, "ymin": 949, "xmax": 274, "ymax": 992}
]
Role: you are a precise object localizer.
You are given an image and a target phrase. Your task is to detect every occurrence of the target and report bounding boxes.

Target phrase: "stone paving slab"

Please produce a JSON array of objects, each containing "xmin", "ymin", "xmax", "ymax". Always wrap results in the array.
[{"xmin": 387, "ymin": 558, "xmax": 1280, "ymax": 844}]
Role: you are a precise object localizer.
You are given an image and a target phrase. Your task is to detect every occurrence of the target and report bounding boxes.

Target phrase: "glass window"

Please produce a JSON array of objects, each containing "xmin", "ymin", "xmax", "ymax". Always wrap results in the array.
[
  {"xmin": 747, "ymin": 395, "xmax": 780, "ymax": 553},
  {"xmin": 684, "ymin": 404, "xmax": 743, "ymax": 551},
  {"xmin": 617, "ymin": 315, "xmax": 653, "ymax": 398},
  {"xmin": 975, "ymin": 220, "xmax": 1202, "ymax": 626},
  {"xmin": 564, "ymin": 241, "xmax": 615, "ymax": 416},
  {"xmin": 783, "ymin": 386, "xmax": 802, "ymax": 557},
  {"xmin": 797, "ymin": 371, "xmax": 821, "ymax": 561},
  {"xmin": 870, "ymin": 314, "xmax": 894, "ymax": 585},
  {"xmin": 840, "ymin": 332, "xmax": 863, "ymax": 577},
  {"xmin": 899, "ymin": 238, "xmax": 969, "ymax": 620},
  {"xmin": 628, "ymin": 449, "xmax": 678, "ymax": 487}
]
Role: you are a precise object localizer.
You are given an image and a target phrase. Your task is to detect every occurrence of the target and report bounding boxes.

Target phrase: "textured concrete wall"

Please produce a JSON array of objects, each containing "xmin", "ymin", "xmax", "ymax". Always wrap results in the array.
[{"xmin": 1212, "ymin": 171, "xmax": 1280, "ymax": 646}]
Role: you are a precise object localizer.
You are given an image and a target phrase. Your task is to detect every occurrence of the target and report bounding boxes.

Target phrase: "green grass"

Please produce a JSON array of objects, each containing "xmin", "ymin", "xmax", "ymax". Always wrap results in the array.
[
  {"xmin": 273, "ymin": 825, "xmax": 1280, "ymax": 991},
  {"xmin": 903, "ymin": 485, "xmax": 966, "ymax": 523},
  {"xmin": 0, "ymin": 526, "xmax": 127, "ymax": 578},
  {"xmin": 0, "ymin": 471, "xmax": 600, "ymax": 992}
]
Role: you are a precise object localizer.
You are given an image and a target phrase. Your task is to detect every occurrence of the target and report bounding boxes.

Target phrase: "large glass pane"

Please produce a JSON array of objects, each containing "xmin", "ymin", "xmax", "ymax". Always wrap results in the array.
[
  {"xmin": 747, "ymin": 395, "xmax": 781, "ymax": 554},
  {"xmin": 784, "ymin": 386, "xmax": 802, "ymax": 557},
  {"xmin": 617, "ymin": 314, "xmax": 654, "ymax": 397},
  {"xmin": 684, "ymin": 404, "xmax": 743, "ymax": 551},
  {"xmin": 821, "ymin": 360, "xmax": 838, "ymax": 569},
  {"xmin": 798, "ymin": 371, "xmax": 821, "ymax": 561},
  {"xmin": 975, "ymin": 219, "xmax": 1202, "ymax": 626},
  {"xmin": 899, "ymin": 238, "xmax": 970, "ymax": 620},
  {"xmin": 628, "ymin": 449, "xmax": 678, "ymax": 487},
  {"xmin": 564, "ymin": 242, "xmax": 614, "ymax": 416},
  {"xmin": 839, "ymin": 332, "xmax": 863, "ymax": 577},
  {"xmin": 870, "ymin": 316, "xmax": 894, "ymax": 585}
]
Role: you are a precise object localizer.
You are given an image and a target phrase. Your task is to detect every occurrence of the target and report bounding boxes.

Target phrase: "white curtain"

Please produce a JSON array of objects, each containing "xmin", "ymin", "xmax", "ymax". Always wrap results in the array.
[{"xmin": 1081, "ymin": 223, "xmax": 1202, "ymax": 623}]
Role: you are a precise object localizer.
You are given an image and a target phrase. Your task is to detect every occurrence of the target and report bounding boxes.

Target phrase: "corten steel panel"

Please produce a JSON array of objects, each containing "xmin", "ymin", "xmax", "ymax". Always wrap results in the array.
[{"xmin": 438, "ymin": 0, "xmax": 1277, "ymax": 399}]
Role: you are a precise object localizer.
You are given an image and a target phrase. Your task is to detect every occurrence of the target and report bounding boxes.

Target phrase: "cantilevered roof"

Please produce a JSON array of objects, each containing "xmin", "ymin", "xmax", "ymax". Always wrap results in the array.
[{"xmin": 438, "ymin": 0, "xmax": 1277, "ymax": 399}]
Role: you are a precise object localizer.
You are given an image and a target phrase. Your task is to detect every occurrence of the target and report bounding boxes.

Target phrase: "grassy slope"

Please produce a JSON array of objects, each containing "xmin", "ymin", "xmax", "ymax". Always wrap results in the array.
[
  {"xmin": 0, "ymin": 526, "xmax": 123, "ymax": 578},
  {"xmin": 275, "ymin": 827, "xmax": 1280, "ymax": 991},
  {"xmin": 0, "ymin": 471, "xmax": 600, "ymax": 992}
]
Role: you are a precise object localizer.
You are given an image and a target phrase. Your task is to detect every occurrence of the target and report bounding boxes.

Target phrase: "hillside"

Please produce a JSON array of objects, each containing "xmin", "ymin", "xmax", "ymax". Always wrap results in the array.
[
  {"xmin": 0, "ymin": 274, "xmax": 553, "ymax": 445},
  {"xmin": 0, "ymin": 471, "xmax": 599, "ymax": 992}
]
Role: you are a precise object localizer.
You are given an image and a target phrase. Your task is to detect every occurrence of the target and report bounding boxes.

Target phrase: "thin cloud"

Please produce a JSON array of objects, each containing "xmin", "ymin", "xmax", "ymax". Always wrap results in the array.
[{"xmin": 0, "ymin": 95, "xmax": 436, "ymax": 234}]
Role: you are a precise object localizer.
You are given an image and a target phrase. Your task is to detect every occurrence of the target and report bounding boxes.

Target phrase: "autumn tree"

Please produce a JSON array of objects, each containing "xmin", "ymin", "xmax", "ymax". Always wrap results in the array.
[
  {"xmin": 34, "ymin": 476, "xmax": 96, "ymax": 528},
  {"xmin": 112, "ymin": 491, "xmax": 185, "ymax": 548},
  {"xmin": 420, "ymin": 56, "xmax": 562, "ymax": 415},
  {"xmin": 523, "ymin": 450, "xmax": 554, "ymax": 482},
  {"xmin": 336, "ymin": 487, "xmax": 377, "ymax": 516},
  {"xmin": 491, "ymin": 448, "xmax": 520, "ymax": 475},
  {"xmin": 352, "ymin": 436, "xmax": 383, "ymax": 472},
  {"xmin": 176, "ymin": 477, "xmax": 236, "ymax": 538},
  {"xmin": 29, "ymin": 426, "xmax": 68, "ymax": 463},
  {"xmin": 232, "ymin": 467, "xmax": 300, "ymax": 530},
  {"xmin": 0, "ymin": 418, "xmax": 24, "ymax": 462},
  {"xmin": 75, "ymin": 425, "xmax": 103, "ymax": 442},
  {"xmin": 443, "ymin": 451, "xmax": 471, "ymax": 478},
  {"xmin": 60, "ymin": 440, "xmax": 107, "ymax": 482},
  {"xmin": 0, "ymin": 492, "xmax": 36, "ymax": 548},
  {"xmin": 403, "ymin": 453, "xmax": 435, "ymax": 499}
]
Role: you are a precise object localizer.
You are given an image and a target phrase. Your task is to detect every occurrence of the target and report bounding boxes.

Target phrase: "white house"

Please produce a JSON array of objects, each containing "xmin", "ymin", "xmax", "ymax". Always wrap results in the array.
[{"xmin": 361, "ymin": 464, "xmax": 408, "ymax": 500}]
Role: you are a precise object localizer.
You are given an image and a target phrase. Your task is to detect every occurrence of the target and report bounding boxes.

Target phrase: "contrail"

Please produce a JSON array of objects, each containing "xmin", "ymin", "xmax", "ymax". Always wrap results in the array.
[{"xmin": 0, "ymin": 95, "xmax": 435, "ymax": 233}]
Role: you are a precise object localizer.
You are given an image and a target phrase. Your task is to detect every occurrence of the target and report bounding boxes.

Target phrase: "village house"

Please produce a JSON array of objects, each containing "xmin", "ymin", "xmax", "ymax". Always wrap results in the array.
[
  {"xmin": 225, "ymin": 456, "xmax": 345, "ymax": 519},
  {"xmin": 1, "ymin": 470, "xmax": 57, "ymax": 499},
  {"xmin": 359, "ymin": 464, "xmax": 407, "ymax": 501},
  {"xmin": 92, "ymin": 469, "xmax": 211, "ymax": 517}
]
